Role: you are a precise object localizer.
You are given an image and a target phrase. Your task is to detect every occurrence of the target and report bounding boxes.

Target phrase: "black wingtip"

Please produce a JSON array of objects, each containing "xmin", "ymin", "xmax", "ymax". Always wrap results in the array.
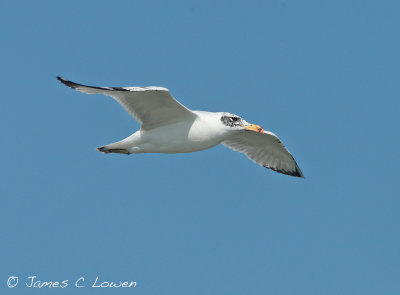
[
  {"xmin": 294, "ymin": 165, "xmax": 305, "ymax": 178},
  {"xmin": 263, "ymin": 164, "xmax": 305, "ymax": 178},
  {"xmin": 56, "ymin": 76, "xmax": 78, "ymax": 89},
  {"xmin": 287, "ymin": 169, "xmax": 305, "ymax": 178}
]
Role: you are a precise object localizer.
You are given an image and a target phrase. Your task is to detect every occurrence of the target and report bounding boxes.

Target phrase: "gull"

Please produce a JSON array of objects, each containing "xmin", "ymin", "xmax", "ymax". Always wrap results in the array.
[{"xmin": 57, "ymin": 77, "xmax": 304, "ymax": 177}]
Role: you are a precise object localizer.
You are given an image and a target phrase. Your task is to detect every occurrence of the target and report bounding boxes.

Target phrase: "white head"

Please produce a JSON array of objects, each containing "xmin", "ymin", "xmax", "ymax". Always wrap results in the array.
[{"xmin": 220, "ymin": 112, "xmax": 264, "ymax": 133}]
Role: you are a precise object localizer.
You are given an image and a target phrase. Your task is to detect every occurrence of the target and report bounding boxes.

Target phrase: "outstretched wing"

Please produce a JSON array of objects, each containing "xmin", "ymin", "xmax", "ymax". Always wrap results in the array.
[
  {"xmin": 57, "ymin": 77, "xmax": 196, "ymax": 130},
  {"xmin": 222, "ymin": 130, "xmax": 304, "ymax": 177}
]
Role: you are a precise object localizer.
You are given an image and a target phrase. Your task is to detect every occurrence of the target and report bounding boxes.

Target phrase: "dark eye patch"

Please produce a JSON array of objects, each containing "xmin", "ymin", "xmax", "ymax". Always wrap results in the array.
[{"xmin": 221, "ymin": 114, "xmax": 241, "ymax": 127}]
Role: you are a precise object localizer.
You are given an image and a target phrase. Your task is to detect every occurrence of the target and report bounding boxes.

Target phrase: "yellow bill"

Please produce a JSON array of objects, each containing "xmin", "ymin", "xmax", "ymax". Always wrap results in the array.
[{"xmin": 243, "ymin": 124, "xmax": 264, "ymax": 133}]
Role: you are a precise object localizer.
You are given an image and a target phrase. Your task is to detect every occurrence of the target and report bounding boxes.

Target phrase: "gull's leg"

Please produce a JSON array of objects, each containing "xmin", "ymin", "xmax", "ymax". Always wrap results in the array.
[
  {"xmin": 96, "ymin": 131, "xmax": 141, "ymax": 155},
  {"xmin": 97, "ymin": 146, "xmax": 130, "ymax": 155}
]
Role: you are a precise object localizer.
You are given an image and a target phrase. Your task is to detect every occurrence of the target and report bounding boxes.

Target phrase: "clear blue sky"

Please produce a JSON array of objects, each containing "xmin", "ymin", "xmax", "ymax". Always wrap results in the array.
[{"xmin": 1, "ymin": 1, "xmax": 399, "ymax": 294}]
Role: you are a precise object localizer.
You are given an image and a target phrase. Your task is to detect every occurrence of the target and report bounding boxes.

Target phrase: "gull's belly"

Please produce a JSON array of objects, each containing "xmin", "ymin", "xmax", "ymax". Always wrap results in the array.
[{"xmin": 138, "ymin": 120, "xmax": 227, "ymax": 153}]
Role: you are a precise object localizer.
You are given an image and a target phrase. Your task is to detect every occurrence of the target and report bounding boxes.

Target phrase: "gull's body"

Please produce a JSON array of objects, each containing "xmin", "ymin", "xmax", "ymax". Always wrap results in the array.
[
  {"xmin": 109, "ymin": 111, "xmax": 228, "ymax": 154},
  {"xmin": 57, "ymin": 77, "xmax": 304, "ymax": 177}
]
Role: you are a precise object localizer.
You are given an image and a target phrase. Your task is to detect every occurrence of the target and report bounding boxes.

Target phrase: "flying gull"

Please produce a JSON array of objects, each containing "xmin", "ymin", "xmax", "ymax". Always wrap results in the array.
[{"xmin": 57, "ymin": 77, "xmax": 304, "ymax": 177}]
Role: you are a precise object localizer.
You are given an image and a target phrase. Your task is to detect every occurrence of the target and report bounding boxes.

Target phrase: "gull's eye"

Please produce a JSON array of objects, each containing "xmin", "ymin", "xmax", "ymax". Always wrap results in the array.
[{"xmin": 231, "ymin": 117, "xmax": 239, "ymax": 122}]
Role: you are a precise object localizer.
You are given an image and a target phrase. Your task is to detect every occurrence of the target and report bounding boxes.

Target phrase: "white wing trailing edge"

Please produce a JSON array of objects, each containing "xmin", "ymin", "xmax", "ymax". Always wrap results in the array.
[
  {"xmin": 56, "ymin": 76, "xmax": 196, "ymax": 130},
  {"xmin": 222, "ymin": 131, "xmax": 304, "ymax": 177}
]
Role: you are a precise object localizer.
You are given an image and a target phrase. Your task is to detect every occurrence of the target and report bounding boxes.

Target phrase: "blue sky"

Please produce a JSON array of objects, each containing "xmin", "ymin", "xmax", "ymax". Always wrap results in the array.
[{"xmin": 1, "ymin": 0, "xmax": 399, "ymax": 294}]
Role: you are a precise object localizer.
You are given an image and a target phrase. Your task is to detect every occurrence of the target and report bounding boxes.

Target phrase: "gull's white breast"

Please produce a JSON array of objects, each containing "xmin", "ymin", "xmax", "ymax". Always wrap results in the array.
[{"xmin": 134, "ymin": 111, "xmax": 228, "ymax": 153}]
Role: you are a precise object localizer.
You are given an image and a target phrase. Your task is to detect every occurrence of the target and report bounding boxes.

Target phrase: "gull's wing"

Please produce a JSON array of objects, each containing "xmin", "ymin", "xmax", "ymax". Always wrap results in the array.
[
  {"xmin": 222, "ymin": 130, "xmax": 304, "ymax": 177},
  {"xmin": 57, "ymin": 77, "xmax": 196, "ymax": 130}
]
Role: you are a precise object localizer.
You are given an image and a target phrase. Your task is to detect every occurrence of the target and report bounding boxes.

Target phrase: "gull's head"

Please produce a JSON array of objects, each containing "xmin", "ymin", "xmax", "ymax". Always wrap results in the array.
[{"xmin": 220, "ymin": 112, "xmax": 264, "ymax": 133}]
